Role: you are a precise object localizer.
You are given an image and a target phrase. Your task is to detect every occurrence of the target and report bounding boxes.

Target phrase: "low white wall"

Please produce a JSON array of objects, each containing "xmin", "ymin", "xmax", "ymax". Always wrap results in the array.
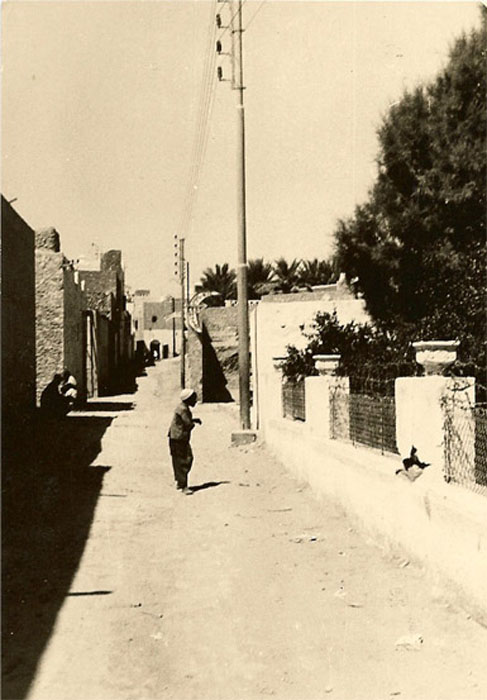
[{"xmin": 262, "ymin": 414, "xmax": 487, "ymax": 624}]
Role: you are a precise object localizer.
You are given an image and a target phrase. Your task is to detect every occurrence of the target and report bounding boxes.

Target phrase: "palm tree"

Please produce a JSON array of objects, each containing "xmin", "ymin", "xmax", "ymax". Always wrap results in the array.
[
  {"xmin": 298, "ymin": 258, "xmax": 336, "ymax": 287},
  {"xmin": 196, "ymin": 263, "xmax": 236, "ymax": 303},
  {"xmin": 272, "ymin": 258, "xmax": 302, "ymax": 293},
  {"xmin": 247, "ymin": 258, "xmax": 275, "ymax": 299}
]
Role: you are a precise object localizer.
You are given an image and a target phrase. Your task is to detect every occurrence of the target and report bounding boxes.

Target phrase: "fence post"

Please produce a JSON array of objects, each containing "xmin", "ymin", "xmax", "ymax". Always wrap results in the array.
[
  {"xmin": 270, "ymin": 356, "xmax": 287, "ymax": 422},
  {"xmin": 395, "ymin": 340, "xmax": 469, "ymax": 481},
  {"xmin": 304, "ymin": 355, "xmax": 349, "ymax": 441}
]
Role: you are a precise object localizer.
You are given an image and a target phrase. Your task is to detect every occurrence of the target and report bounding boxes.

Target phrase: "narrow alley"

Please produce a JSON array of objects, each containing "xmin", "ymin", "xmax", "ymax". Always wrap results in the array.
[{"xmin": 11, "ymin": 361, "xmax": 487, "ymax": 700}]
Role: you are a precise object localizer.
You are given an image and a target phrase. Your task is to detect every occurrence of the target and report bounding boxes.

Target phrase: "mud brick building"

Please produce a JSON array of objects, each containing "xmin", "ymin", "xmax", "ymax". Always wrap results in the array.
[
  {"xmin": 78, "ymin": 250, "xmax": 134, "ymax": 395},
  {"xmin": 1, "ymin": 196, "xmax": 36, "ymax": 460},
  {"xmin": 35, "ymin": 228, "xmax": 86, "ymax": 404},
  {"xmin": 187, "ymin": 305, "xmax": 238, "ymax": 402},
  {"xmin": 130, "ymin": 290, "xmax": 181, "ymax": 361}
]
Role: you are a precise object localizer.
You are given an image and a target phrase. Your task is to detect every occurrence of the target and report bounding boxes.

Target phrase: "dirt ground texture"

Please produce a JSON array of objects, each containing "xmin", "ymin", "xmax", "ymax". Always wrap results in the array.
[{"xmin": 4, "ymin": 360, "xmax": 487, "ymax": 700}]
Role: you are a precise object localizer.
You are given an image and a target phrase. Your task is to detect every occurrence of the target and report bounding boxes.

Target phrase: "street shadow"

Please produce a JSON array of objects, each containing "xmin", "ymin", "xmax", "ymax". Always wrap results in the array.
[
  {"xmin": 81, "ymin": 401, "xmax": 134, "ymax": 412},
  {"xmin": 2, "ymin": 412, "xmax": 113, "ymax": 700},
  {"xmin": 189, "ymin": 481, "xmax": 230, "ymax": 493},
  {"xmin": 201, "ymin": 326, "xmax": 234, "ymax": 403}
]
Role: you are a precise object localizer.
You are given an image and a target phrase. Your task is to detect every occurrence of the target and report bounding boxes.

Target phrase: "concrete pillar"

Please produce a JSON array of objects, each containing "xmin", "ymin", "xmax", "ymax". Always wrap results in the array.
[
  {"xmin": 268, "ymin": 356, "xmax": 286, "ymax": 423},
  {"xmin": 396, "ymin": 376, "xmax": 449, "ymax": 475},
  {"xmin": 305, "ymin": 375, "xmax": 350, "ymax": 440},
  {"xmin": 395, "ymin": 376, "xmax": 475, "ymax": 481},
  {"xmin": 396, "ymin": 339, "xmax": 474, "ymax": 481}
]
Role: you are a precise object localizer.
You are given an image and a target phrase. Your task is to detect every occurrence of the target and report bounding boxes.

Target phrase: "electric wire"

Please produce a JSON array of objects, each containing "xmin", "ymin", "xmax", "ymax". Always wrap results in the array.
[
  {"xmin": 178, "ymin": 0, "xmax": 218, "ymax": 245},
  {"xmin": 184, "ymin": 7, "xmax": 216, "ymax": 240},
  {"xmin": 178, "ymin": 9, "xmax": 214, "ymax": 240},
  {"xmin": 245, "ymin": 0, "xmax": 267, "ymax": 29},
  {"xmin": 216, "ymin": 0, "xmax": 248, "ymax": 42}
]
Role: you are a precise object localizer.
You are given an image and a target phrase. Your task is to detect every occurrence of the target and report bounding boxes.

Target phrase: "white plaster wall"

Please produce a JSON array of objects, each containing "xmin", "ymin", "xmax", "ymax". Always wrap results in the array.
[
  {"xmin": 396, "ymin": 376, "xmax": 476, "ymax": 480},
  {"xmin": 253, "ymin": 296, "xmax": 368, "ymax": 431},
  {"xmin": 143, "ymin": 329, "xmax": 180, "ymax": 356},
  {"xmin": 252, "ymin": 296, "xmax": 486, "ymax": 622},
  {"xmin": 264, "ymin": 416, "xmax": 487, "ymax": 624}
]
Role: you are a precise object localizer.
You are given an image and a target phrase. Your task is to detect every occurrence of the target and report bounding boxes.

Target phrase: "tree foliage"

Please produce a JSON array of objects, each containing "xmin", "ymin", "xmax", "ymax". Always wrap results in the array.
[
  {"xmin": 335, "ymin": 13, "xmax": 486, "ymax": 364},
  {"xmin": 196, "ymin": 263, "xmax": 236, "ymax": 303},
  {"xmin": 197, "ymin": 256, "xmax": 339, "ymax": 300},
  {"xmin": 299, "ymin": 258, "xmax": 337, "ymax": 287},
  {"xmin": 272, "ymin": 258, "xmax": 302, "ymax": 293},
  {"xmin": 282, "ymin": 311, "xmax": 417, "ymax": 382},
  {"xmin": 247, "ymin": 258, "xmax": 274, "ymax": 299}
]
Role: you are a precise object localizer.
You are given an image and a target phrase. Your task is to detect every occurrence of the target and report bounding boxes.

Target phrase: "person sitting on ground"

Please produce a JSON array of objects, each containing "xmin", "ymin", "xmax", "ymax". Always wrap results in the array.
[
  {"xmin": 60, "ymin": 368, "xmax": 78, "ymax": 411},
  {"xmin": 167, "ymin": 388, "xmax": 202, "ymax": 495},
  {"xmin": 40, "ymin": 373, "xmax": 69, "ymax": 418}
]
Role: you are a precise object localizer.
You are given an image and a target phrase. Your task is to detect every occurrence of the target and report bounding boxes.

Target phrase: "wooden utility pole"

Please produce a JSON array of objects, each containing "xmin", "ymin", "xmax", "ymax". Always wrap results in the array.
[
  {"xmin": 233, "ymin": 0, "xmax": 251, "ymax": 429},
  {"xmin": 179, "ymin": 237, "xmax": 186, "ymax": 389}
]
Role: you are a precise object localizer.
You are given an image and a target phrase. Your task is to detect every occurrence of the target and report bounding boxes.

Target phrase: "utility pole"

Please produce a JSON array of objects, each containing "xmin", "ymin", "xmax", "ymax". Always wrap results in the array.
[
  {"xmin": 174, "ymin": 234, "xmax": 187, "ymax": 389},
  {"xmin": 179, "ymin": 237, "xmax": 186, "ymax": 389},
  {"xmin": 217, "ymin": 0, "xmax": 251, "ymax": 430},
  {"xmin": 234, "ymin": 0, "xmax": 251, "ymax": 430},
  {"xmin": 171, "ymin": 296, "xmax": 176, "ymax": 357}
]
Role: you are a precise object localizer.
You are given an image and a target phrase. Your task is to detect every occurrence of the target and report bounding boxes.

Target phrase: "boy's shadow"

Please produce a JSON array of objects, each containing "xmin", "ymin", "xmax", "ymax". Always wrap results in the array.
[{"xmin": 190, "ymin": 481, "xmax": 230, "ymax": 493}]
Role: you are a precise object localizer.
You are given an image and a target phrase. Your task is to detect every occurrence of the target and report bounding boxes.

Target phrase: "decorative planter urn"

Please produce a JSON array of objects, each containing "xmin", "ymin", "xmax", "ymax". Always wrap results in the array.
[
  {"xmin": 312, "ymin": 354, "xmax": 341, "ymax": 376},
  {"xmin": 271, "ymin": 356, "xmax": 288, "ymax": 370},
  {"xmin": 412, "ymin": 340, "xmax": 460, "ymax": 375}
]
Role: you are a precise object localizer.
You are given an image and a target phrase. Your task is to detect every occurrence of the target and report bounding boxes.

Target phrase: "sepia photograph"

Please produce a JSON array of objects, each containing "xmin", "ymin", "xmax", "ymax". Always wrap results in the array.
[{"xmin": 2, "ymin": 1, "xmax": 486, "ymax": 698}]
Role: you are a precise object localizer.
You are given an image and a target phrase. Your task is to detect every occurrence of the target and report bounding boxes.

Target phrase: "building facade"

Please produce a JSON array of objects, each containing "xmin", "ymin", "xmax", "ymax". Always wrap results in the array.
[
  {"xmin": 35, "ymin": 228, "xmax": 87, "ymax": 404},
  {"xmin": 2, "ymin": 196, "xmax": 36, "ymax": 462}
]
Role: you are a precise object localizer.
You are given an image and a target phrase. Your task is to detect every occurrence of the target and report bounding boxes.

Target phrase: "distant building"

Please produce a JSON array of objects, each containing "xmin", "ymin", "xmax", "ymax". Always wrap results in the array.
[
  {"xmin": 77, "ymin": 249, "xmax": 134, "ymax": 395},
  {"xmin": 131, "ymin": 290, "xmax": 182, "ymax": 360}
]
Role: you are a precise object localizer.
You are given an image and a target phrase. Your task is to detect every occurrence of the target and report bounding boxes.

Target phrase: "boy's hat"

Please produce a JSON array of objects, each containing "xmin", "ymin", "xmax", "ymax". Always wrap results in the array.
[{"xmin": 180, "ymin": 388, "xmax": 196, "ymax": 402}]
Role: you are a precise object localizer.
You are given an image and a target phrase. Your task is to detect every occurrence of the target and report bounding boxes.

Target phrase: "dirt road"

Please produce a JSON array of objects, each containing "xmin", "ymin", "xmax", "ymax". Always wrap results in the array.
[{"xmin": 14, "ymin": 360, "xmax": 487, "ymax": 700}]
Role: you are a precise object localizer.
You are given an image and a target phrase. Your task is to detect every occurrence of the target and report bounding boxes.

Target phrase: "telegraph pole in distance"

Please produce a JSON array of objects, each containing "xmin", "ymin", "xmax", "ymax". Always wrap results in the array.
[{"xmin": 179, "ymin": 237, "xmax": 186, "ymax": 389}]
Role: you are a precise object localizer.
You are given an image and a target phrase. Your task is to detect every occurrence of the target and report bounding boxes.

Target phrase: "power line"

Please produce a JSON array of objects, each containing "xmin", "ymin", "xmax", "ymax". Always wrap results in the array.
[
  {"xmin": 178, "ymin": 0, "xmax": 218, "ymax": 244},
  {"xmin": 245, "ymin": 0, "xmax": 267, "ymax": 30},
  {"xmin": 216, "ymin": 0, "xmax": 248, "ymax": 43}
]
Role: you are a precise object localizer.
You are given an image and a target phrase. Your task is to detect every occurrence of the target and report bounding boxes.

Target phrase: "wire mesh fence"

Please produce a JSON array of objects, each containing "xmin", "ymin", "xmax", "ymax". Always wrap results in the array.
[
  {"xmin": 443, "ymin": 400, "xmax": 487, "ymax": 497},
  {"xmin": 330, "ymin": 377, "xmax": 399, "ymax": 455},
  {"xmin": 349, "ymin": 394, "xmax": 398, "ymax": 454},
  {"xmin": 282, "ymin": 379, "xmax": 306, "ymax": 422}
]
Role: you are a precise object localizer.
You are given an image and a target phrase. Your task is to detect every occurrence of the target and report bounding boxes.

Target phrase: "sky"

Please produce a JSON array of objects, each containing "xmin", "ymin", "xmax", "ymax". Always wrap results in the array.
[{"xmin": 2, "ymin": 0, "xmax": 482, "ymax": 299}]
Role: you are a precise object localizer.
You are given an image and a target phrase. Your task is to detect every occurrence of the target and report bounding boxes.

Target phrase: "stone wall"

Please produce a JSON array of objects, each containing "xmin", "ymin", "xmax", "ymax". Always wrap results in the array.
[
  {"xmin": 202, "ymin": 307, "xmax": 238, "ymax": 401},
  {"xmin": 143, "ymin": 301, "xmax": 167, "ymax": 330},
  {"xmin": 187, "ymin": 329, "xmax": 203, "ymax": 398},
  {"xmin": 96, "ymin": 312, "xmax": 111, "ymax": 395},
  {"xmin": 1, "ymin": 197, "xmax": 36, "ymax": 443},
  {"xmin": 78, "ymin": 270, "xmax": 117, "ymax": 317},
  {"xmin": 35, "ymin": 231, "xmax": 65, "ymax": 403},
  {"xmin": 187, "ymin": 306, "xmax": 238, "ymax": 402},
  {"xmin": 35, "ymin": 228, "xmax": 87, "ymax": 403},
  {"xmin": 63, "ymin": 267, "xmax": 86, "ymax": 400}
]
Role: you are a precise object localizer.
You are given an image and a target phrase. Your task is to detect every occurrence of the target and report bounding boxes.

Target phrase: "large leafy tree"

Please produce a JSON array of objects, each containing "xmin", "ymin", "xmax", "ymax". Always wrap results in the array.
[
  {"xmin": 196, "ymin": 263, "xmax": 236, "ymax": 302},
  {"xmin": 335, "ymin": 12, "xmax": 486, "ymax": 362}
]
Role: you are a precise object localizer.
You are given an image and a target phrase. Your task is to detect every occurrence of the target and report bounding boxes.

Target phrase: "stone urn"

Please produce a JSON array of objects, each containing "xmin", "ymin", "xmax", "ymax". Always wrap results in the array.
[
  {"xmin": 312, "ymin": 354, "xmax": 341, "ymax": 376},
  {"xmin": 412, "ymin": 340, "xmax": 460, "ymax": 375}
]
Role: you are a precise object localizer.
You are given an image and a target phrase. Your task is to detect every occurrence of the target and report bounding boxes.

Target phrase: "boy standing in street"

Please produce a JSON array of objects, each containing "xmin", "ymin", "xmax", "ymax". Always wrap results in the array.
[{"xmin": 168, "ymin": 389, "xmax": 201, "ymax": 494}]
